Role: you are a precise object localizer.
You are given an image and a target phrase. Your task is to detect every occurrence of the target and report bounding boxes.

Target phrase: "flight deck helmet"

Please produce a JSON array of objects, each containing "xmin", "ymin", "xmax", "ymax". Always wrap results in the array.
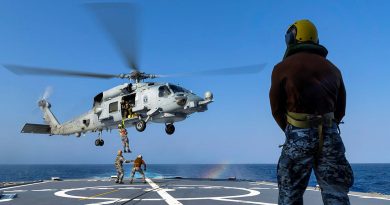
[
  {"xmin": 285, "ymin": 19, "xmax": 319, "ymax": 46},
  {"xmin": 118, "ymin": 150, "xmax": 123, "ymax": 156}
]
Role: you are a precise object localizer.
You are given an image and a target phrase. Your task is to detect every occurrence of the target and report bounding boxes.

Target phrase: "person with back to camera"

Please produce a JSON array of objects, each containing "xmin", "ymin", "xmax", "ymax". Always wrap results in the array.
[{"xmin": 269, "ymin": 19, "xmax": 354, "ymax": 205}]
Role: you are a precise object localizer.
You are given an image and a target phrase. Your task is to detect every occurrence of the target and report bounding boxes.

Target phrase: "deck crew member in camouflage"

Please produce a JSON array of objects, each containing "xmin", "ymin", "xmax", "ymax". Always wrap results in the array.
[
  {"xmin": 118, "ymin": 124, "xmax": 131, "ymax": 153},
  {"xmin": 270, "ymin": 19, "xmax": 354, "ymax": 205},
  {"xmin": 115, "ymin": 150, "xmax": 130, "ymax": 184},
  {"xmin": 130, "ymin": 155, "xmax": 147, "ymax": 184}
]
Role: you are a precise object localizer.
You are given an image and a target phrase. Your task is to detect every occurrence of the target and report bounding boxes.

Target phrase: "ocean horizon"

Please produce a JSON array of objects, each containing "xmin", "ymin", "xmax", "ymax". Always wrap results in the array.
[{"xmin": 0, "ymin": 164, "xmax": 389, "ymax": 195}]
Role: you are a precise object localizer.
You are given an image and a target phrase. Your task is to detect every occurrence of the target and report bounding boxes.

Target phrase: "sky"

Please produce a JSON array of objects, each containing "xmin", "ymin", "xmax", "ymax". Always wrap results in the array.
[{"xmin": 0, "ymin": 0, "xmax": 389, "ymax": 164}]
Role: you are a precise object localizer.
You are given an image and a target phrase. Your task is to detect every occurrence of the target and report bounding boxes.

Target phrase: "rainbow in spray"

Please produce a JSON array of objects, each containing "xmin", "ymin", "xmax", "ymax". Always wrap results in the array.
[{"xmin": 202, "ymin": 162, "xmax": 231, "ymax": 179}]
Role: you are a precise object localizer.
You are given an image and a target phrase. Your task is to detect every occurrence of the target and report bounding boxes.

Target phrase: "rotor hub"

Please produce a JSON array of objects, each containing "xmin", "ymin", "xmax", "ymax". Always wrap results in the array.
[{"xmin": 119, "ymin": 71, "xmax": 157, "ymax": 83}]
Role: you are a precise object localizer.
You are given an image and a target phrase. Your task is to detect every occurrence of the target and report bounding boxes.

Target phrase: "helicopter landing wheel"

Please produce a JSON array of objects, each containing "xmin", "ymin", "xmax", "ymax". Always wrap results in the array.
[
  {"xmin": 136, "ymin": 120, "xmax": 146, "ymax": 132},
  {"xmin": 95, "ymin": 139, "xmax": 100, "ymax": 146},
  {"xmin": 95, "ymin": 139, "xmax": 104, "ymax": 146},
  {"xmin": 165, "ymin": 124, "xmax": 175, "ymax": 135}
]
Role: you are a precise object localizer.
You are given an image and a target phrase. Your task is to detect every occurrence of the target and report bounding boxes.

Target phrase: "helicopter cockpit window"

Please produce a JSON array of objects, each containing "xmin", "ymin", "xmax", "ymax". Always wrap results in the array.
[
  {"xmin": 169, "ymin": 84, "xmax": 189, "ymax": 93},
  {"xmin": 93, "ymin": 92, "xmax": 103, "ymax": 107},
  {"xmin": 109, "ymin": 101, "xmax": 118, "ymax": 113},
  {"xmin": 158, "ymin": 86, "xmax": 171, "ymax": 97}
]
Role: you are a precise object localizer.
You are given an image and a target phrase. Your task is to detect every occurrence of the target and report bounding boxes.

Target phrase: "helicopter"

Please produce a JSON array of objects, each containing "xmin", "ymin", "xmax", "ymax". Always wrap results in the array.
[{"xmin": 3, "ymin": 2, "xmax": 265, "ymax": 147}]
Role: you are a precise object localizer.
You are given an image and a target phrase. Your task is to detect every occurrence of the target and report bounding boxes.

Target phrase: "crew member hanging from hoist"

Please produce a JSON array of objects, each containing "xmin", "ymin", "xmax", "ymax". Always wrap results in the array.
[{"xmin": 118, "ymin": 120, "xmax": 131, "ymax": 153}]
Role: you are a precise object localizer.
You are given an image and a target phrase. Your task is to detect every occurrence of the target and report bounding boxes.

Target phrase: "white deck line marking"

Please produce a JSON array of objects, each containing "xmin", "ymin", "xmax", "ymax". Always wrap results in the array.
[
  {"xmin": 3, "ymin": 190, "xmax": 27, "ymax": 193},
  {"xmin": 250, "ymin": 182, "xmax": 278, "ymax": 187},
  {"xmin": 117, "ymin": 187, "xmax": 141, "ymax": 190},
  {"xmin": 0, "ymin": 199, "xmax": 13, "ymax": 203},
  {"xmin": 201, "ymin": 186, "xmax": 222, "ymax": 189},
  {"xmin": 145, "ymin": 178, "xmax": 183, "ymax": 205},
  {"xmin": 348, "ymin": 193, "xmax": 390, "ymax": 201},
  {"xmin": 94, "ymin": 188, "xmax": 115, "ymax": 190},
  {"xmin": 216, "ymin": 198, "xmax": 277, "ymax": 205},
  {"xmin": 251, "ymin": 188, "xmax": 271, "ymax": 190},
  {"xmin": 0, "ymin": 181, "xmax": 48, "ymax": 191},
  {"xmin": 175, "ymin": 187, "xmax": 195, "ymax": 189},
  {"xmin": 31, "ymin": 189, "xmax": 58, "ymax": 192}
]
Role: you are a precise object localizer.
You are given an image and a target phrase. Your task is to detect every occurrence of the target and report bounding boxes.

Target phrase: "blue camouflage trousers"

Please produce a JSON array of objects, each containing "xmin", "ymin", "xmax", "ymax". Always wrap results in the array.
[{"xmin": 277, "ymin": 123, "xmax": 354, "ymax": 205}]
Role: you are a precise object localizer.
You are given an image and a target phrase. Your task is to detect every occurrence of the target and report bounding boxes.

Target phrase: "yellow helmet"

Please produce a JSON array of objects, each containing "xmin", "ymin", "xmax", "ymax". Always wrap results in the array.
[
  {"xmin": 285, "ymin": 19, "xmax": 319, "ymax": 45},
  {"xmin": 117, "ymin": 150, "xmax": 123, "ymax": 156}
]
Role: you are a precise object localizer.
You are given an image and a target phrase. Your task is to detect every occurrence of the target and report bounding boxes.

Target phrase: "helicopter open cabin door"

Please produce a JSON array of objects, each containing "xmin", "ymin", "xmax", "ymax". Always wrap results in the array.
[{"xmin": 121, "ymin": 94, "xmax": 136, "ymax": 119}]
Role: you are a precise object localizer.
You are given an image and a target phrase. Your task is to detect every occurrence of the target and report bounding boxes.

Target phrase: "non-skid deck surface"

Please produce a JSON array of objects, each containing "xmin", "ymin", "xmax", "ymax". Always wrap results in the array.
[{"xmin": 1, "ymin": 178, "xmax": 389, "ymax": 205}]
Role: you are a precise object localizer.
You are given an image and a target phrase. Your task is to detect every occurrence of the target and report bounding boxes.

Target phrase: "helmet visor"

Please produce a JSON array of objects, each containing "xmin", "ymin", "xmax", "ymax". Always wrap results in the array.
[{"xmin": 285, "ymin": 25, "xmax": 297, "ymax": 45}]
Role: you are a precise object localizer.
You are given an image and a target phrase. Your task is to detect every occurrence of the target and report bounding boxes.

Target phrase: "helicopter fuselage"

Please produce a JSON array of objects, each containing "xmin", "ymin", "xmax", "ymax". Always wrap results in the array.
[{"xmin": 28, "ymin": 82, "xmax": 213, "ymax": 137}]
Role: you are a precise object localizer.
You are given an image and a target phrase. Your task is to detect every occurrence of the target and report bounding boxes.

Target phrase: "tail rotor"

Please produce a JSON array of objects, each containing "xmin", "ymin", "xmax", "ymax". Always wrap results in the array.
[{"xmin": 38, "ymin": 86, "xmax": 53, "ymax": 108}]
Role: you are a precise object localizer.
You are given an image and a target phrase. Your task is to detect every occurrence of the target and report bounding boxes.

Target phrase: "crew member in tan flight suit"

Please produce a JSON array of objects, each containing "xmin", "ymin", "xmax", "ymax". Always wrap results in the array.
[{"xmin": 129, "ymin": 155, "xmax": 147, "ymax": 184}]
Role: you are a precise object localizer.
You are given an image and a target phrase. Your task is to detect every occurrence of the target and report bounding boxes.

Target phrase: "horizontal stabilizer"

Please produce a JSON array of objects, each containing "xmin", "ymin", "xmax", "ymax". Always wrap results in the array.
[{"xmin": 21, "ymin": 123, "xmax": 51, "ymax": 134}]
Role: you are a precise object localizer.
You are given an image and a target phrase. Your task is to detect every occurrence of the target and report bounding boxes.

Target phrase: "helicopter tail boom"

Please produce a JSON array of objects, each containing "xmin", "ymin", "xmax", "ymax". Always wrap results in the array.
[{"xmin": 38, "ymin": 99, "xmax": 60, "ymax": 129}]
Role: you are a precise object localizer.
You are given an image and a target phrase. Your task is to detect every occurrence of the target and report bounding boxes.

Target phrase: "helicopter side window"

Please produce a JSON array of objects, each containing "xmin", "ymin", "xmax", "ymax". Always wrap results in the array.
[
  {"xmin": 158, "ymin": 86, "xmax": 171, "ymax": 97},
  {"xmin": 109, "ymin": 101, "xmax": 118, "ymax": 113}
]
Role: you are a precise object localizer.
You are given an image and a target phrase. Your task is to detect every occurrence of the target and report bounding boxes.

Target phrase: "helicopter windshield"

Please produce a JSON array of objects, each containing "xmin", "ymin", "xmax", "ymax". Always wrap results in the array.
[
  {"xmin": 158, "ymin": 85, "xmax": 172, "ymax": 97},
  {"xmin": 169, "ymin": 84, "xmax": 189, "ymax": 93}
]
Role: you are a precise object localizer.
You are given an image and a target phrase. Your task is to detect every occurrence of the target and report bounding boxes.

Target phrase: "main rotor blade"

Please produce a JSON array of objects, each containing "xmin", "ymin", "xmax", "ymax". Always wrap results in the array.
[
  {"xmin": 4, "ymin": 64, "xmax": 118, "ymax": 79},
  {"xmin": 158, "ymin": 63, "xmax": 267, "ymax": 78},
  {"xmin": 85, "ymin": 3, "xmax": 140, "ymax": 71}
]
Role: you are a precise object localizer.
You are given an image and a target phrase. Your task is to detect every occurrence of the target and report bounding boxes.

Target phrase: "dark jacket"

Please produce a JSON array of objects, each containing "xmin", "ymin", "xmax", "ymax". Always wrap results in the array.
[{"xmin": 269, "ymin": 43, "xmax": 346, "ymax": 130}]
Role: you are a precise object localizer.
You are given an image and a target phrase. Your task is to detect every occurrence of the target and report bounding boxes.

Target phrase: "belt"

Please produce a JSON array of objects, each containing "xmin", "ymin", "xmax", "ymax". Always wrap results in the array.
[
  {"xmin": 286, "ymin": 111, "xmax": 334, "ymax": 128},
  {"xmin": 286, "ymin": 111, "xmax": 335, "ymax": 156}
]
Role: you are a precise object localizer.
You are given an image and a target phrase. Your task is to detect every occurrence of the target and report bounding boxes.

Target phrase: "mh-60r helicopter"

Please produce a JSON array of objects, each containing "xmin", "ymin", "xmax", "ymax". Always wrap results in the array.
[{"xmin": 4, "ymin": 3, "xmax": 265, "ymax": 147}]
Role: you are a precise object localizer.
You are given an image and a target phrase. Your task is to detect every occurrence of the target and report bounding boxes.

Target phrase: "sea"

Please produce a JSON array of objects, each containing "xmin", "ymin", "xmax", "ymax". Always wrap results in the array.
[{"xmin": 0, "ymin": 164, "xmax": 389, "ymax": 195}]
